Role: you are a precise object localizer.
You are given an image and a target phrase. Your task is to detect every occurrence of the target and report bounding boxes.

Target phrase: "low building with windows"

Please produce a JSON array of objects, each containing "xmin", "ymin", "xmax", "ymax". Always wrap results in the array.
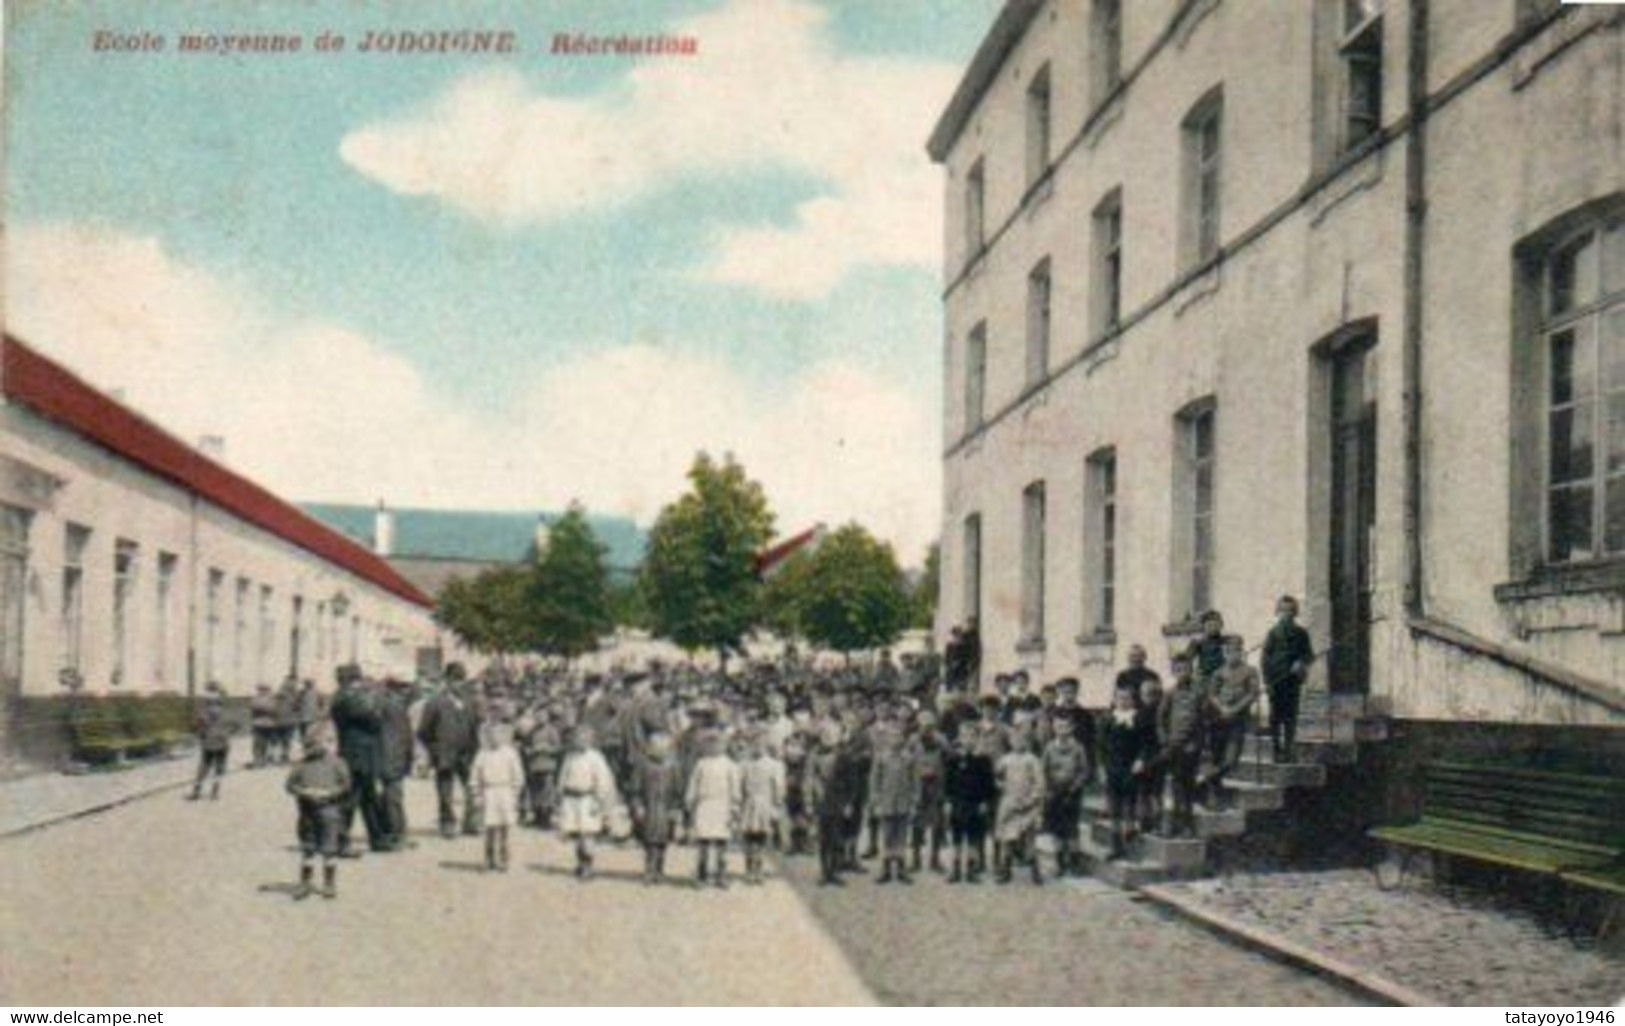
[
  {"xmin": 0, "ymin": 336, "xmax": 441, "ymax": 766},
  {"xmin": 930, "ymin": 0, "xmax": 1623, "ymax": 775}
]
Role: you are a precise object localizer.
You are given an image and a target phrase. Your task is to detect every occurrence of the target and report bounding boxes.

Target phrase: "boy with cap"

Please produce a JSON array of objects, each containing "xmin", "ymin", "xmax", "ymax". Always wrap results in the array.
[{"xmin": 285, "ymin": 730, "xmax": 351, "ymax": 900}]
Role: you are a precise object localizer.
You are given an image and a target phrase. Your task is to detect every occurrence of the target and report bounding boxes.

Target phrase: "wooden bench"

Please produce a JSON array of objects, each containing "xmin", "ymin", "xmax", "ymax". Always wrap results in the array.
[
  {"xmin": 1371, "ymin": 761, "xmax": 1625, "ymax": 925},
  {"xmin": 67, "ymin": 699, "xmax": 132, "ymax": 765}
]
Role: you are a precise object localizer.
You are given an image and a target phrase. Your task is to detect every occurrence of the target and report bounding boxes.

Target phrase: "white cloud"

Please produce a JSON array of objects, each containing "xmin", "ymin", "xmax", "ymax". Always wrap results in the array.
[
  {"xmin": 6, "ymin": 224, "xmax": 941, "ymax": 561},
  {"xmin": 339, "ymin": 0, "xmax": 957, "ymax": 300}
]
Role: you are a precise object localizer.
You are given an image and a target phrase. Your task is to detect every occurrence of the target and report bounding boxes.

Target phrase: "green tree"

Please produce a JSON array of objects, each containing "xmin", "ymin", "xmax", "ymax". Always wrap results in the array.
[
  {"xmin": 640, "ymin": 452, "xmax": 776, "ymax": 671},
  {"xmin": 760, "ymin": 550, "xmax": 813, "ymax": 641},
  {"xmin": 795, "ymin": 523, "xmax": 911, "ymax": 658},
  {"xmin": 529, "ymin": 504, "xmax": 614, "ymax": 663},
  {"xmin": 434, "ymin": 565, "xmax": 537, "ymax": 657},
  {"xmin": 910, "ymin": 542, "xmax": 940, "ymax": 630}
]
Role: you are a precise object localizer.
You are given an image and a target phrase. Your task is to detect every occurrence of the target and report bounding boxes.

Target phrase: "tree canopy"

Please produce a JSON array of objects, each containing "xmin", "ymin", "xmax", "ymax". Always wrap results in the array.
[
  {"xmin": 639, "ymin": 452, "xmax": 776, "ymax": 666},
  {"xmin": 790, "ymin": 522, "xmax": 911, "ymax": 656},
  {"xmin": 528, "ymin": 504, "xmax": 614, "ymax": 662}
]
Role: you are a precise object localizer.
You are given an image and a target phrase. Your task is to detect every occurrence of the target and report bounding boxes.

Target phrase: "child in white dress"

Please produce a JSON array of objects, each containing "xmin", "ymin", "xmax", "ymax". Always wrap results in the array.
[{"xmin": 472, "ymin": 723, "xmax": 525, "ymax": 872}]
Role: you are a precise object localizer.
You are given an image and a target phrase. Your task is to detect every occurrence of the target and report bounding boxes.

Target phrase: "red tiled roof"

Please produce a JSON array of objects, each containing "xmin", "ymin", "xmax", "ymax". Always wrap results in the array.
[
  {"xmin": 755, "ymin": 524, "xmax": 825, "ymax": 578},
  {"xmin": 2, "ymin": 335, "xmax": 434, "ymax": 609}
]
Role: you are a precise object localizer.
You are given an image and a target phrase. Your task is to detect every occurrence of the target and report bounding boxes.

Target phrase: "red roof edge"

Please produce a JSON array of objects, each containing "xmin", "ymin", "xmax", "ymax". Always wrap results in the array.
[
  {"xmin": 2, "ymin": 335, "xmax": 434, "ymax": 610},
  {"xmin": 755, "ymin": 524, "xmax": 825, "ymax": 578}
]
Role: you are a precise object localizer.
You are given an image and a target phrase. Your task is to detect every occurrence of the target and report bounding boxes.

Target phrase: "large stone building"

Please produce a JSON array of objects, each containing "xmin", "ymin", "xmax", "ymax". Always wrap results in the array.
[
  {"xmin": 930, "ymin": 0, "xmax": 1623, "ymax": 762},
  {"xmin": 0, "ymin": 336, "xmax": 441, "ymax": 762}
]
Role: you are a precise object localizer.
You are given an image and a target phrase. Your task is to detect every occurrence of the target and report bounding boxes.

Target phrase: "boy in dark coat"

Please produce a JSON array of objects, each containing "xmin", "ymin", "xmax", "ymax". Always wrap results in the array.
[
  {"xmin": 908, "ymin": 712, "xmax": 948, "ymax": 874},
  {"xmin": 286, "ymin": 731, "xmax": 351, "ymax": 899},
  {"xmin": 867, "ymin": 723, "xmax": 919, "ymax": 885},
  {"xmin": 943, "ymin": 730, "xmax": 997, "ymax": 883},
  {"xmin": 1041, "ymin": 713, "xmax": 1090, "ymax": 875},
  {"xmin": 806, "ymin": 723, "xmax": 862, "ymax": 886},
  {"xmin": 1099, "ymin": 680, "xmax": 1152, "ymax": 859},
  {"xmin": 1262, "ymin": 595, "xmax": 1315, "ymax": 762}
]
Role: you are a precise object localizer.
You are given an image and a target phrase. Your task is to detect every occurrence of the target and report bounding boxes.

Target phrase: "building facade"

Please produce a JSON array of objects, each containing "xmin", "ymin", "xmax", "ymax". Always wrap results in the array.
[
  {"xmin": 931, "ymin": 0, "xmax": 1624, "ymax": 743},
  {"xmin": 1, "ymin": 336, "xmax": 441, "ymax": 762}
]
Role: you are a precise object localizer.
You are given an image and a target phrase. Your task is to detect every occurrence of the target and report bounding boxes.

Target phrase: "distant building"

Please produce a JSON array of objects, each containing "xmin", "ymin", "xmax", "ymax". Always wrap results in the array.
[
  {"xmin": 0, "ymin": 336, "xmax": 441, "ymax": 763},
  {"xmin": 300, "ymin": 502, "xmax": 647, "ymax": 599},
  {"xmin": 929, "ymin": 0, "xmax": 1623, "ymax": 762}
]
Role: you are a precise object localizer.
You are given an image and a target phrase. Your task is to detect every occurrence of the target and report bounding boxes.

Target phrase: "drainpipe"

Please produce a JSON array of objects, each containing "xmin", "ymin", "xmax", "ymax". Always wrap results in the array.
[{"xmin": 1401, "ymin": 0, "xmax": 1430, "ymax": 618}]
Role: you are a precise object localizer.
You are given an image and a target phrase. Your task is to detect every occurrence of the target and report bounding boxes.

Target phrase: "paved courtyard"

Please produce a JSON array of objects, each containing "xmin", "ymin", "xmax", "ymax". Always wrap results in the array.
[
  {"xmin": 0, "ymin": 762, "xmax": 1367, "ymax": 1006},
  {"xmin": 1155, "ymin": 870, "xmax": 1624, "ymax": 1006}
]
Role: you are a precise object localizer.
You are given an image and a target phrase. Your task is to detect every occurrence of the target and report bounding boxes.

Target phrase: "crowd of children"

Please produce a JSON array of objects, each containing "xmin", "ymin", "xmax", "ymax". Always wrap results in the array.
[{"xmin": 254, "ymin": 597, "xmax": 1315, "ymax": 898}]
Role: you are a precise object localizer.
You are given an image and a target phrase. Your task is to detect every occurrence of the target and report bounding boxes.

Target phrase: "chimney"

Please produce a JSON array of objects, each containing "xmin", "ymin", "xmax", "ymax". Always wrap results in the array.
[
  {"xmin": 374, "ymin": 500, "xmax": 396, "ymax": 558},
  {"xmin": 534, "ymin": 515, "xmax": 551, "ymax": 555},
  {"xmin": 198, "ymin": 435, "xmax": 226, "ymax": 461}
]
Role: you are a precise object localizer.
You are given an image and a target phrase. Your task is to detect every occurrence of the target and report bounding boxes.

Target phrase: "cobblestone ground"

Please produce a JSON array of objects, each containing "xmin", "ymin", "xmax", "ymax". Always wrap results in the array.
[
  {"xmin": 0, "ymin": 767, "xmax": 872, "ymax": 1005},
  {"xmin": 776, "ymin": 853, "xmax": 1366, "ymax": 1005},
  {"xmin": 1159, "ymin": 870, "xmax": 1625, "ymax": 1006}
]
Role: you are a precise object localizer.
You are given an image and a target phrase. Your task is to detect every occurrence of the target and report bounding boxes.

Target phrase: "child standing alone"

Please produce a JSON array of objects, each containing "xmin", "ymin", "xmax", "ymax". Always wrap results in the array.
[
  {"xmin": 285, "ymin": 731, "xmax": 351, "ymax": 900},
  {"xmin": 472, "ymin": 723, "xmax": 525, "ymax": 872},
  {"xmin": 736, "ymin": 732, "xmax": 786, "ymax": 885}
]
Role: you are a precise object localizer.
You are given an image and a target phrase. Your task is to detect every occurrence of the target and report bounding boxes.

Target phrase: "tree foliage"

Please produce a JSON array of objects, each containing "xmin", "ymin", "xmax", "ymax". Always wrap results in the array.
[
  {"xmin": 640, "ymin": 452, "xmax": 776, "ymax": 665},
  {"xmin": 434, "ymin": 565, "xmax": 537, "ymax": 656},
  {"xmin": 910, "ymin": 542, "xmax": 940, "ymax": 630},
  {"xmin": 529, "ymin": 504, "xmax": 614, "ymax": 662},
  {"xmin": 792, "ymin": 523, "xmax": 911, "ymax": 656}
]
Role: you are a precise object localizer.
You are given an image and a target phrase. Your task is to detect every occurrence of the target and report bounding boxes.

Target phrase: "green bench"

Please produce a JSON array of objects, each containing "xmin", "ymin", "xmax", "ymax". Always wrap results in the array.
[
  {"xmin": 1371, "ymin": 761, "xmax": 1625, "ymax": 924},
  {"xmin": 67, "ymin": 698, "xmax": 133, "ymax": 765}
]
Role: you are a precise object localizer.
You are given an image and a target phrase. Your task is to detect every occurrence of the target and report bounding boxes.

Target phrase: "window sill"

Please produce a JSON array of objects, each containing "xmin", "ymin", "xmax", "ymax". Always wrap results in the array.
[
  {"xmin": 1494, "ymin": 560, "xmax": 1625, "ymax": 602},
  {"xmin": 1075, "ymin": 629, "xmax": 1117, "ymax": 648},
  {"xmin": 1015, "ymin": 637, "xmax": 1047, "ymax": 654}
]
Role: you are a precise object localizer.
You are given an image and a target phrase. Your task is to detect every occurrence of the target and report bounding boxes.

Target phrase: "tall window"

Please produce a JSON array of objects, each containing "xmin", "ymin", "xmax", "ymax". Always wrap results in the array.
[
  {"xmin": 1085, "ymin": 449, "xmax": 1119, "ymax": 631},
  {"xmin": 234, "ymin": 577, "xmax": 250, "ymax": 688},
  {"xmin": 965, "ymin": 158, "xmax": 986, "ymax": 257},
  {"xmin": 314, "ymin": 600, "xmax": 327, "ymax": 668},
  {"xmin": 289, "ymin": 595, "xmax": 304, "ymax": 678},
  {"xmin": 154, "ymin": 552, "xmax": 177, "ymax": 686},
  {"xmin": 0, "ymin": 506, "xmax": 30, "ymax": 700},
  {"xmin": 1093, "ymin": 188, "xmax": 1124, "ymax": 337},
  {"xmin": 111, "ymin": 540, "xmax": 138, "ymax": 686},
  {"xmin": 1543, "ymin": 219, "xmax": 1625, "ymax": 562},
  {"xmin": 1091, "ymin": 0, "xmax": 1123, "ymax": 103},
  {"xmin": 205, "ymin": 569, "xmax": 224, "ymax": 685},
  {"xmin": 1178, "ymin": 405, "xmax": 1218, "ymax": 616},
  {"xmin": 1026, "ymin": 64, "xmax": 1052, "ymax": 187},
  {"xmin": 1027, "ymin": 258, "xmax": 1053, "ymax": 386},
  {"xmin": 965, "ymin": 323, "xmax": 988, "ymax": 431},
  {"xmin": 1340, "ymin": 0, "xmax": 1383, "ymax": 151},
  {"xmin": 1182, "ymin": 89, "xmax": 1224, "ymax": 267},
  {"xmin": 963, "ymin": 514, "xmax": 982, "ymax": 623},
  {"xmin": 259, "ymin": 584, "xmax": 275, "ymax": 686},
  {"xmin": 61, "ymin": 524, "xmax": 90, "ymax": 676},
  {"xmin": 1021, "ymin": 481, "xmax": 1048, "ymax": 643}
]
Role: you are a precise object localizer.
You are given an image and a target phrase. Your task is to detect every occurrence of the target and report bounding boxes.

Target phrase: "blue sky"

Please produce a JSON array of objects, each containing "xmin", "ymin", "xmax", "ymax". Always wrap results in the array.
[{"xmin": 4, "ymin": 0, "xmax": 999, "ymax": 562}]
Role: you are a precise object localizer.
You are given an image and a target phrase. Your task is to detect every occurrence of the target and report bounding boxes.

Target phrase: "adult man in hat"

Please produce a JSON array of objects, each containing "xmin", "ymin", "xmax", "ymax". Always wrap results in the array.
[
  {"xmin": 377, "ymin": 678, "xmax": 416, "ymax": 850},
  {"xmin": 329, "ymin": 665, "xmax": 386, "ymax": 855},
  {"xmin": 417, "ymin": 668, "xmax": 481, "ymax": 838}
]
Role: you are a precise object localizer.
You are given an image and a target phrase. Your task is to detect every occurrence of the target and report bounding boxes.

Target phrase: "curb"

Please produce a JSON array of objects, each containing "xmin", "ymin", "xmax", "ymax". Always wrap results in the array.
[
  {"xmin": 0, "ymin": 771, "xmax": 197, "ymax": 841},
  {"xmin": 1139, "ymin": 883, "xmax": 1444, "ymax": 1007}
]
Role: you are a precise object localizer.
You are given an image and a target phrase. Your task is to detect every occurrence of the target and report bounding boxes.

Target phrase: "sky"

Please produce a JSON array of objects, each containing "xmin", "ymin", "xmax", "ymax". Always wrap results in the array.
[{"xmin": 3, "ymin": 0, "xmax": 1001, "ymax": 566}]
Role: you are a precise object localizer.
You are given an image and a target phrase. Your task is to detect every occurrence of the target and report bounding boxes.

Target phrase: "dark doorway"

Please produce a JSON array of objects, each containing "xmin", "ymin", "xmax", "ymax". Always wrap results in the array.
[{"xmin": 1328, "ymin": 341, "xmax": 1376, "ymax": 694}]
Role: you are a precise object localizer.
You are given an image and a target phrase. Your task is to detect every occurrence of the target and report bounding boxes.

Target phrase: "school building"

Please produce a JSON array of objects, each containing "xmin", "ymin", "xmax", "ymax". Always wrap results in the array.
[
  {"xmin": 0, "ymin": 335, "xmax": 442, "ymax": 767},
  {"xmin": 929, "ymin": 0, "xmax": 1624, "ymax": 774}
]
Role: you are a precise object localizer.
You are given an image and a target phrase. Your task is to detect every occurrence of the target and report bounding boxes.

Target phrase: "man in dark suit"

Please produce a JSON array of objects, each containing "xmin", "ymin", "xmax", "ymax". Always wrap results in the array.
[
  {"xmin": 377, "ymin": 679, "xmax": 416, "ymax": 850},
  {"xmin": 417, "ymin": 673, "xmax": 481, "ymax": 837},
  {"xmin": 329, "ymin": 665, "xmax": 386, "ymax": 856}
]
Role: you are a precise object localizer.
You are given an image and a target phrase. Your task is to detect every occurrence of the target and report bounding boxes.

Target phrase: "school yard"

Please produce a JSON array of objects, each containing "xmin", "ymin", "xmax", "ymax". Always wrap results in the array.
[{"xmin": 0, "ymin": 765, "xmax": 1365, "ymax": 1006}]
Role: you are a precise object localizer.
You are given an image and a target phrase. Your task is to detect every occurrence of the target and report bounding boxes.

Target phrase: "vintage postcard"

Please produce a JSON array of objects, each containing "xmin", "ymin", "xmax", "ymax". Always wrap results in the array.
[{"xmin": 0, "ymin": 0, "xmax": 1621, "ymax": 1010}]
